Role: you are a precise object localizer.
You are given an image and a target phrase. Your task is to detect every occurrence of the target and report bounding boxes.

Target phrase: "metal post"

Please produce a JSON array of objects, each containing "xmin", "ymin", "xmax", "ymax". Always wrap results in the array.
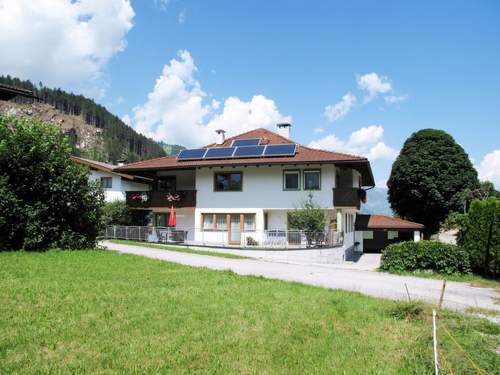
[{"xmin": 432, "ymin": 309, "xmax": 439, "ymax": 375}]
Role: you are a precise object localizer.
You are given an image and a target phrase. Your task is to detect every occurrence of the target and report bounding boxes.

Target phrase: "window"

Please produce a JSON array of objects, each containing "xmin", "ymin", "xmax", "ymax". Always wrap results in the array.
[
  {"xmin": 216, "ymin": 214, "xmax": 227, "ymax": 230},
  {"xmin": 363, "ymin": 231, "xmax": 374, "ymax": 240},
  {"xmin": 388, "ymin": 231, "xmax": 398, "ymax": 240},
  {"xmin": 100, "ymin": 177, "xmax": 112, "ymax": 189},
  {"xmin": 303, "ymin": 170, "xmax": 321, "ymax": 190},
  {"xmin": 283, "ymin": 170, "xmax": 300, "ymax": 190},
  {"xmin": 203, "ymin": 214, "xmax": 214, "ymax": 230},
  {"xmin": 157, "ymin": 176, "xmax": 176, "ymax": 191},
  {"xmin": 214, "ymin": 172, "xmax": 242, "ymax": 191},
  {"xmin": 244, "ymin": 214, "xmax": 256, "ymax": 231}
]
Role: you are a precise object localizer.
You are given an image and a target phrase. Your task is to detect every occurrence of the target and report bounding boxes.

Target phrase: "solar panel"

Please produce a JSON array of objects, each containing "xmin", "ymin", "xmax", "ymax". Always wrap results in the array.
[
  {"xmin": 204, "ymin": 147, "xmax": 235, "ymax": 159},
  {"xmin": 263, "ymin": 144, "xmax": 297, "ymax": 156},
  {"xmin": 231, "ymin": 138, "xmax": 261, "ymax": 147},
  {"xmin": 233, "ymin": 145, "xmax": 266, "ymax": 157},
  {"xmin": 177, "ymin": 148, "xmax": 207, "ymax": 160}
]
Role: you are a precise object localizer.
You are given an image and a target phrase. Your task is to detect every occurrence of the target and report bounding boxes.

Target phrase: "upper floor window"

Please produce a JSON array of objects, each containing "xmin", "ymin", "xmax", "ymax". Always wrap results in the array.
[
  {"xmin": 303, "ymin": 170, "xmax": 321, "ymax": 190},
  {"xmin": 157, "ymin": 176, "xmax": 176, "ymax": 191},
  {"xmin": 100, "ymin": 177, "xmax": 112, "ymax": 189},
  {"xmin": 214, "ymin": 172, "xmax": 242, "ymax": 191},
  {"xmin": 283, "ymin": 170, "xmax": 300, "ymax": 190}
]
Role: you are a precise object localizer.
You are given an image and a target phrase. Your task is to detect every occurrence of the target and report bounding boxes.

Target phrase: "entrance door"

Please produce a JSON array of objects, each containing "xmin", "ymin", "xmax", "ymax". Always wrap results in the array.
[{"xmin": 229, "ymin": 214, "xmax": 241, "ymax": 244}]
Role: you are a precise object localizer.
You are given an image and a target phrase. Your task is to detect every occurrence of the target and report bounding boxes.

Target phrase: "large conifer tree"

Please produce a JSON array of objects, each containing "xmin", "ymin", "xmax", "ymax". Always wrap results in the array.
[{"xmin": 388, "ymin": 129, "xmax": 479, "ymax": 236}]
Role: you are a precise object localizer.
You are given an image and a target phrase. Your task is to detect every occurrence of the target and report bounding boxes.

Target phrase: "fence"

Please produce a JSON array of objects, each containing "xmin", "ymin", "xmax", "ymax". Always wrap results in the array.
[{"xmin": 105, "ymin": 226, "xmax": 344, "ymax": 249}]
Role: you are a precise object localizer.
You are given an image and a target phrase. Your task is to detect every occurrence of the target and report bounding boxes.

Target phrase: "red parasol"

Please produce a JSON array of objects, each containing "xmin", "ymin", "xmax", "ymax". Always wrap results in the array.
[{"xmin": 168, "ymin": 205, "xmax": 177, "ymax": 227}]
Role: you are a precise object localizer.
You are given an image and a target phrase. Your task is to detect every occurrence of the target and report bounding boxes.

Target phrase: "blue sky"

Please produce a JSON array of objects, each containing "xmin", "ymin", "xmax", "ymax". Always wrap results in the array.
[{"xmin": 1, "ymin": 0, "xmax": 499, "ymax": 187}]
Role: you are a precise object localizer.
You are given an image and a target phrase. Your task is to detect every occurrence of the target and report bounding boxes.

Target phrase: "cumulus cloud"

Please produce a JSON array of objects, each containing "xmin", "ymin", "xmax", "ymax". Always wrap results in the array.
[
  {"xmin": 357, "ymin": 72, "xmax": 392, "ymax": 101},
  {"xmin": 324, "ymin": 93, "xmax": 357, "ymax": 122},
  {"xmin": 477, "ymin": 150, "xmax": 500, "ymax": 188},
  {"xmin": 121, "ymin": 114, "xmax": 131, "ymax": 126},
  {"xmin": 0, "ymin": 0, "xmax": 134, "ymax": 96},
  {"xmin": 132, "ymin": 50, "xmax": 291, "ymax": 147},
  {"xmin": 309, "ymin": 125, "xmax": 398, "ymax": 161},
  {"xmin": 313, "ymin": 128, "xmax": 325, "ymax": 134}
]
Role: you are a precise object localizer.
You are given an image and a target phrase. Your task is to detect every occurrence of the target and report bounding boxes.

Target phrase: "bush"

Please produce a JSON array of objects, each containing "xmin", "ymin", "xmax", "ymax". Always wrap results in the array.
[
  {"xmin": 460, "ymin": 197, "xmax": 500, "ymax": 279},
  {"xmin": 380, "ymin": 240, "xmax": 471, "ymax": 275},
  {"xmin": 0, "ymin": 114, "xmax": 104, "ymax": 250},
  {"xmin": 102, "ymin": 201, "xmax": 132, "ymax": 227}
]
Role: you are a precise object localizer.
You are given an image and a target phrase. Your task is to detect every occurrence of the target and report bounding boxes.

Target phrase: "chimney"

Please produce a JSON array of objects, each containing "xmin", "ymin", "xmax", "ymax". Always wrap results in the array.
[
  {"xmin": 276, "ymin": 123, "xmax": 292, "ymax": 139},
  {"xmin": 215, "ymin": 129, "xmax": 226, "ymax": 145}
]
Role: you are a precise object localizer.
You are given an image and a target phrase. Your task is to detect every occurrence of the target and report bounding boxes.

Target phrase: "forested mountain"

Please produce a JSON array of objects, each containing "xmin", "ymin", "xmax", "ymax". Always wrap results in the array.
[
  {"xmin": 0, "ymin": 75, "xmax": 167, "ymax": 163},
  {"xmin": 159, "ymin": 141, "xmax": 185, "ymax": 156}
]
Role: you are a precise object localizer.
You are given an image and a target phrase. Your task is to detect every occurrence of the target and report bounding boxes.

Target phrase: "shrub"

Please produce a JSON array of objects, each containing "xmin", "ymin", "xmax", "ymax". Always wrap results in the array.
[
  {"xmin": 102, "ymin": 201, "xmax": 132, "ymax": 227},
  {"xmin": 460, "ymin": 197, "xmax": 500, "ymax": 279},
  {"xmin": 0, "ymin": 114, "xmax": 104, "ymax": 250},
  {"xmin": 390, "ymin": 302, "xmax": 424, "ymax": 321},
  {"xmin": 380, "ymin": 240, "xmax": 471, "ymax": 275}
]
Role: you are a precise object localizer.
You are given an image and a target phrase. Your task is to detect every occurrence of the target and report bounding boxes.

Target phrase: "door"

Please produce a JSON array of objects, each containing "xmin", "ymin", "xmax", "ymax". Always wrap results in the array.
[{"xmin": 229, "ymin": 214, "xmax": 241, "ymax": 244}]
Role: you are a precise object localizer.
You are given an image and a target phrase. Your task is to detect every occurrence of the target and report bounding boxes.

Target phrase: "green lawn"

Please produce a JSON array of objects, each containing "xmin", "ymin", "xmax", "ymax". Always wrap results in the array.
[
  {"xmin": 108, "ymin": 239, "xmax": 250, "ymax": 259},
  {"xmin": 1, "ymin": 251, "xmax": 498, "ymax": 374}
]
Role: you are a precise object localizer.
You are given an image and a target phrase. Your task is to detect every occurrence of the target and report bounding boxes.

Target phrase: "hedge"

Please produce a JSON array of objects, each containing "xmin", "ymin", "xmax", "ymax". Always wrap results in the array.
[
  {"xmin": 459, "ymin": 197, "xmax": 500, "ymax": 279},
  {"xmin": 380, "ymin": 240, "xmax": 471, "ymax": 275}
]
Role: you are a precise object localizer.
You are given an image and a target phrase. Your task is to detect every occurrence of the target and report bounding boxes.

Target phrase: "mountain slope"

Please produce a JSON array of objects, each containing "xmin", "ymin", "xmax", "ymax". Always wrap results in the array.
[{"xmin": 0, "ymin": 75, "xmax": 166, "ymax": 163}]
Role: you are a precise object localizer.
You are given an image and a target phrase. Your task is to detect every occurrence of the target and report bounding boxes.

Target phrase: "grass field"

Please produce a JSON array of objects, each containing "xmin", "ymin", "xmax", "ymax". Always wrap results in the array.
[
  {"xmin": 108, "ymin": 239, "xmax": 250, "ymax": 259},
  {"xmin": 1, "ymin": 250, "xmax": 498, "ymax": 374}
]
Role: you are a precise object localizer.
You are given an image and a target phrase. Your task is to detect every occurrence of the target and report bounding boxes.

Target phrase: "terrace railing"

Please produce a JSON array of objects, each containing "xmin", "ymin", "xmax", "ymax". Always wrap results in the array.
[{"xmin": 105, "ymin": 226, "xmax": 344, "ymax": 250}]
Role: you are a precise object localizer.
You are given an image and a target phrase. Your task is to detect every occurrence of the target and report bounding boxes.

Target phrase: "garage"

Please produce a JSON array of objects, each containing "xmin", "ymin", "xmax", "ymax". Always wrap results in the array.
[{"xmin": 355, "ymin": 215, "xmax": 424, "ymax": 253}]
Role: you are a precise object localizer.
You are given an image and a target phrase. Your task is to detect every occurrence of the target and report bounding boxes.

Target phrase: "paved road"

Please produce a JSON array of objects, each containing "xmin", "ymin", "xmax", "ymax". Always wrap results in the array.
[{"xmin": 101, "ymin": 241, "xmax": 499, "ymax": 312}]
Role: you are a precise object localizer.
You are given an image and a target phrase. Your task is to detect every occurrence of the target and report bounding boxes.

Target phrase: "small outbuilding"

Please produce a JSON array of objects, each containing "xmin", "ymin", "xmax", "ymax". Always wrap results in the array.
[{"xmin": 354, "ymin": 214, "xmax": 424, "ymax": 253}]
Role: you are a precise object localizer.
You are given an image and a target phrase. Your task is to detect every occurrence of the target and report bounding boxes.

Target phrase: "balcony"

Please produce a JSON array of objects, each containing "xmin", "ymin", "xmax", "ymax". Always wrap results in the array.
[
  {"xmin": 333, "ymin": 187, "xmax": 363, "ymax": 209},
  {"xmin": 126, "ymin": 190, "xmax": 196, "ymax": 209}
]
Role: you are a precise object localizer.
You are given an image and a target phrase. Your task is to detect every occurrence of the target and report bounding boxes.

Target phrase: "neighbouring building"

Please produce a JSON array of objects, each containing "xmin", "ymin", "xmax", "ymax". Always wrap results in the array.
[
  {"xmin": 71, "ymin": 156, "xmax": 152, "ymax": 202},
  {"xmin": 113, "ymin": 125, "xmax": 382, "ymax": 254},
  {"xmin": 354, "ymin": 214, "xmax": 423, "ymax": 253}
]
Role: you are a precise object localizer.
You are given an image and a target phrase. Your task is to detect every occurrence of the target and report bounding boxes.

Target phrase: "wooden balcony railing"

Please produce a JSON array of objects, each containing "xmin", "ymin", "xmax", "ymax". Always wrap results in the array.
[
  {"xmin": 126, "ymin": 190, "xmax": 196, "ymax": 208},
  {"xmin": 333, "ymin": 187, "xmax": 362, "ymax": 209}
]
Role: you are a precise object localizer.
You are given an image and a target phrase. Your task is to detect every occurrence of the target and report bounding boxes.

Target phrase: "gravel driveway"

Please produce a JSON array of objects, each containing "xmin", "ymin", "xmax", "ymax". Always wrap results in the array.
[{"xmin": 101, "ymin": 241, "xmax": 499, "ymax": 312}]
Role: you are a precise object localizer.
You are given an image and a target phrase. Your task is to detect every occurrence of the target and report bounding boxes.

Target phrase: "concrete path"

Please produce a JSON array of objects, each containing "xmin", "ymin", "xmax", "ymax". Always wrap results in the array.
[{"xmin": 100, "ymin": 241, "xmax": 499, "ymax": 312}]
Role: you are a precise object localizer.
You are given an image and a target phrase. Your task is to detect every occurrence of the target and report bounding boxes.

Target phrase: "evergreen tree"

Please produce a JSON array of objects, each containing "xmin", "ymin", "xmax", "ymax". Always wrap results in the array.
[{"xmin": 388, "ymin": 129, "xmax": 479, "ymax": 236}]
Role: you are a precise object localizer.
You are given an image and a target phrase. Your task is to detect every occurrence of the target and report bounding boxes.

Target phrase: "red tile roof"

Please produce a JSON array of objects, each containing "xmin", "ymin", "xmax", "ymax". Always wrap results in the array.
[
  {"xmin": 115, "ymin": 128, "xmax": 374, "ymax": 184},
  {"xmin": 355, "ymin": 214, "xmax": 424, "ymax": 230}
]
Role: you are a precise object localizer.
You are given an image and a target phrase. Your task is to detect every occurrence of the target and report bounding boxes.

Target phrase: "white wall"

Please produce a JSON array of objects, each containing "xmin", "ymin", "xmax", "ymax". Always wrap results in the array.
[
  {"xmin": 195, "ymin": 165, "xmax": 337, "ymax": 209},
  {"xmin": 89, "ymin": 170, "xmax": 150, "ymax": 202}
]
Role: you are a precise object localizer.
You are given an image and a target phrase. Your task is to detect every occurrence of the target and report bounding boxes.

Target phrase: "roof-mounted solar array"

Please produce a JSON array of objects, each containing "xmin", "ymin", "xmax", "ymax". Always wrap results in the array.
[
  {"xmin": 177, "ymin": 148, "xmax": 207, "ymax": 160},
  {"xmin": 231, "ymin": 138, "xmax": 261, "ymax": 147},
  {"xmin": 233, "ymin": 145, "xmax": 266, "ymax": 157},
  {"xmin": 204, "ymin": 147, "xmax": 235, "ymax": 159},
  {"xmin": 177, "ymin": 141, "xmax": 297, "ymax": 161}
]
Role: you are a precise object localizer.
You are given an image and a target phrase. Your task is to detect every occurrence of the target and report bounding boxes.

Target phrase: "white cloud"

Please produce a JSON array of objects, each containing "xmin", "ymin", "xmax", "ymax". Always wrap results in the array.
[
  {"xmin": 384, "ymin": 94, "xmax": 407, "ymax": 104},
  {"xmin": 357, "ymin": 72, "xmax": 392, "ymax": 101},
  {"xmin": 0, "ymin": 0, "xmax": 134, "ymax": 96},
  {"xmin": 367, "ymin": 142, "xmax": 399, "ymax": 161},
  {"xmin": 131, "ymin": 50, "xmax": 291, "ymax": 147},
  {"xmin": 324, "ymin": 92, "xmax": 357, "ymax": 122},
  {"xmin": 178, "ymin": 8, "xmax": 186, "ymax": 24},
  {"xmin": 313, "ymin": 127, "xmax": 325, "ymax": 134},
  {"xmin": 477, "ymin": 150, "xmax": 500, "ymax": 188},
  {"xmin": 309, "ymin": 125, "xmax": 398, "ymax": 161},
  {"xmin": 154, "ymin": 0, "xmax": 169, "ymax": 11},
  {"xmin": 121, "ymin": 114, "xmax": 131, "ymax": 126},
  {"xmin": 116, "ymin": 96, "xmax": 124, "ymax": 104}
]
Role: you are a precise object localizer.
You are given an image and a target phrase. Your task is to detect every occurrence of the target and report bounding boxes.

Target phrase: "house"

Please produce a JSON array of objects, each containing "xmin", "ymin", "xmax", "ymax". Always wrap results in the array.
[
  {"xmin": 113, "ymin": 124, "xmax": 377, "ymax": 254},
  {"xmin": 71, "ymin": 156, "xmax": 152, "ymax": 202},
  {"xmin": 354, "ymin": 214, "xmax": 424, "ymax": 253}
]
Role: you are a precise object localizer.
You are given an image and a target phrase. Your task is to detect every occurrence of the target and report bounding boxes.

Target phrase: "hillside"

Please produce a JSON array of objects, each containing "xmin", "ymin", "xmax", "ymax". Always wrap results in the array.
[
  {"xmin": 0, "ymin": 75, "xmax": 167, "ymax": 163},
  {"xmin": 362, "ymin": 187, "xmax": 393, "ymax": 215}
]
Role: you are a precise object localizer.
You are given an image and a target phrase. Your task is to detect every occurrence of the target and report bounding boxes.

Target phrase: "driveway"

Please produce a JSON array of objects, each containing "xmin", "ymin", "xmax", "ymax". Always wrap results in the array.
[{"xmin": 101, "ymin": 241, "xmax": 499, "ymax": 312}]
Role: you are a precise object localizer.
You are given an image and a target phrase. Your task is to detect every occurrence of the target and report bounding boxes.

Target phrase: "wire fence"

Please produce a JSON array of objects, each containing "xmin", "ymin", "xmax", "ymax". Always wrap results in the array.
[{"xmin": 105, "ymin": 225, "xmax": 344, "ymax": 249}]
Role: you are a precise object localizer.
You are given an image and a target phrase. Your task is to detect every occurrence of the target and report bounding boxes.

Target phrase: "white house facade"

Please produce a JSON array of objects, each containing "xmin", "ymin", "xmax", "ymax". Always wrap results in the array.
[
  {"xmin": 71, "ymin": 156, "xmax": 151, "ymax": 202},
  {"xmin": 114, "ymin": 126, "xmax": 375, "ymax": 256}
]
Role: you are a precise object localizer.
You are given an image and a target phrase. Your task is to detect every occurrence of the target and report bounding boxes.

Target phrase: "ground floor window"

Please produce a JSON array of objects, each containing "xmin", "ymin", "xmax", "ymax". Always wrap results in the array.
[
  {"xmin": 388, "ymin": 231, "xmax": 398, "ymax": 240},
  {"xmin": 363, "ymin": 231, "xmax": 374, "ymax": 239},
  {"xmin": 201, "ymin": 213, "xmax": 256, "ymax": 232}
]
